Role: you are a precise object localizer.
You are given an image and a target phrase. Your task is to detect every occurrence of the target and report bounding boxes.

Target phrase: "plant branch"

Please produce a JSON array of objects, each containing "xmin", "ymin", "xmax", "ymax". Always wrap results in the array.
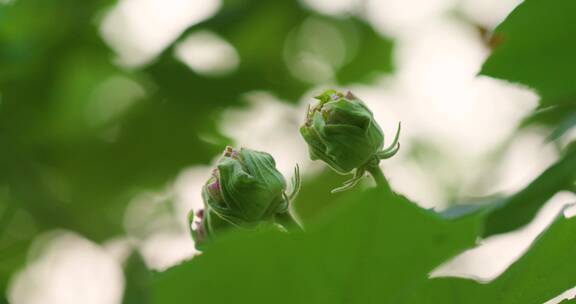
[{"xmin": 366, "ymin": 165, "xmax": 393, "ymax": 194}]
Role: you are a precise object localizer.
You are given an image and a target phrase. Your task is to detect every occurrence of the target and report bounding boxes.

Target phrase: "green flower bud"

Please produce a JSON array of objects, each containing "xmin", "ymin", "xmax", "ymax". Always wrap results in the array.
[
  {"xmin": 300, "ymin": 89, "xmax": 400, "ymax": 192},
  {"xmin": 191, "ymin": 146, "xmax": 300, "ymax": 247},
  {"xmin": 190, "ymin": 208, "xmax": 234, "ymax": 250}
]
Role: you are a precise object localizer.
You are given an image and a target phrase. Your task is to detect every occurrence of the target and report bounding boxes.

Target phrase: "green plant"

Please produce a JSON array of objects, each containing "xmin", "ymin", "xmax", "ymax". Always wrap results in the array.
[
  {"xmin": 166, "ymin": 86, "xmax": 576, "ymax": 304},
  {"xmin": 300, "ymin": 89, "xmax": 400, "ymax": 192},
  {"xmin": 153, "ymin": 0, "xmax": 576, "ymax": 292},
  {"xmin": 2, "ymin": 0, "xmax": 576, "ymax": 303},
  {"xmin": 189, "ymin": 89, "xmax": 399, "ymax": 249},
  {"xmin": 190, "ymin": 146, "xmax": 300, "ymax": 249}
]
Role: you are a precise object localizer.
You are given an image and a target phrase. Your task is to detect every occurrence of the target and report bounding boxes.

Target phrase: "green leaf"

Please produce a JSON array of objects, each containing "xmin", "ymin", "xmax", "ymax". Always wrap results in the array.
[
  {"xmin": 482, "ymin": 144, "xmax": 576, "ymax": 237},
  {"xmin": 292, "ymin": 168, "xmax": 358, "ymax": 221},
  {"xmin": 152, "ymin": 189, "xmax": 481, "ymax": 303},
  {"xmin": 559, "ymin": 297, "xmax": 576, "ymax": 304},
  {"xmin": 402, "ymin": 213, "xmax": 576, "ymax": 304},
  {"xmin": 522, "ymin": 104, "xmax": 576, "ymax": 140},
  {"xmin": 481, "ymin": 0, "xmax": 576, "ymax": 107},
  {"xmin": 122, "ymin": 252, "xmax": 152, "ymax": 304}
]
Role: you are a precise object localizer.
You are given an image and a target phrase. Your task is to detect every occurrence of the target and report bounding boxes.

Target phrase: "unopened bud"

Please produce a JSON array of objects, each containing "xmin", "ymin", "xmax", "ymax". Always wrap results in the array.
[{"xmin": 300, "ymin": 89, "xmax": 400, "ymax": 192}]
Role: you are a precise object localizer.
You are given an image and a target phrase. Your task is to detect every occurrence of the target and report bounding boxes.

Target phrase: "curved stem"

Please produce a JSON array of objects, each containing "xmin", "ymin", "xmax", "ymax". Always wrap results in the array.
[{"xmin": 366, "ymin": 165, "xmax": 392, "ymax": 194}]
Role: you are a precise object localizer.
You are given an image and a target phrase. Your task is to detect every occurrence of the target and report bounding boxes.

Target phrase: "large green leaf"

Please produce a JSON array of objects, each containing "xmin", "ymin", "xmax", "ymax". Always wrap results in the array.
[
  {"xmin": 152, "ymin": 188, "xmax": 481, "ymax": 303},
  {"xmin": 481, "ymin": 0, "xmax": 576, "ymax": 107},
  {"xmin": 482, "ymin": 143, "xmax": 576, "ymax": 237},
  {"xmin": 481, "ymin": 0, "xmax": 576, "ymax": 169},
  {"xmin": 402, "ymin": 212, "xmax": 576, "ymax": 304}
]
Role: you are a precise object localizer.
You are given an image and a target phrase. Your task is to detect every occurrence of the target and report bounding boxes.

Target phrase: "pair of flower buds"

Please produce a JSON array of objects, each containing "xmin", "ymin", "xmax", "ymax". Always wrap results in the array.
[{"xmin": 191, "ymin": 89, "xmax": 401, "ymax": 248}]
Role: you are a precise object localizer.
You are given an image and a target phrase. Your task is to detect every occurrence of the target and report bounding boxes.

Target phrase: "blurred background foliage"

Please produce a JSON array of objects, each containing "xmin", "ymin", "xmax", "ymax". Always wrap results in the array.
[
  {"xmin": 0, "ymin": 0, "xmax": 394, "ymax": 299},
  {"xmin": 1, "ymin": 0, "xmax": 576, "ymax": 303}
]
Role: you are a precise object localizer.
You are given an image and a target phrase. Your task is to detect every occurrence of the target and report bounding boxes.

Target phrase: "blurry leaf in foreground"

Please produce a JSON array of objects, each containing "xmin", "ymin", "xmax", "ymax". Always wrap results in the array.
[
  {"xmin": 482, "ymin": 144, "xmax": 576, "ymax": 237},
  {"xmin": 481, "ymin": 0, "xmax": 576, "ymax": 107},
  {"xmin": 152, "ymin": 189, "xmax": 480, "ymax": 303},
  {"xmin": 402, "ymin": 212, "xmax": 576, "ymax": 304}
]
